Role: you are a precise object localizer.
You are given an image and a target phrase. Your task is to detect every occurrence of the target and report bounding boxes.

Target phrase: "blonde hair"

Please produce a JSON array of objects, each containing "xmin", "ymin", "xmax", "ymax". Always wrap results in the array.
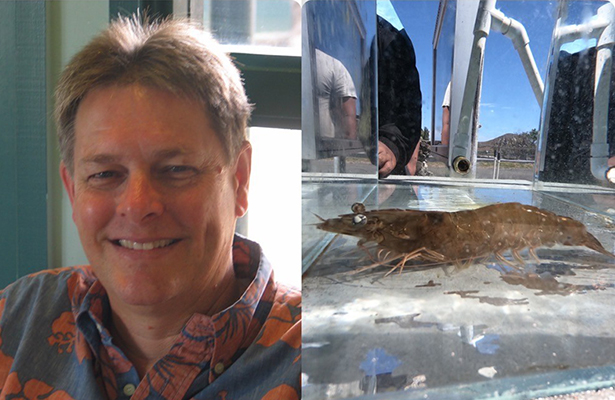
[{"xmin": 55, "ymin": 15, "xmax": 251, "ymax": 171}]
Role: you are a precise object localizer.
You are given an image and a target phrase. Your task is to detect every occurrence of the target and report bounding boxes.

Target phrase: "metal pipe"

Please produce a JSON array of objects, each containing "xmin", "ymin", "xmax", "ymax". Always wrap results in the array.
[
  {"xmin": 452, "ymin": 156, "xmax": 472, "ymax": 174},
  {"xmin": 451, "ymin": 0, "xmax": 495, "ymax": 175}
]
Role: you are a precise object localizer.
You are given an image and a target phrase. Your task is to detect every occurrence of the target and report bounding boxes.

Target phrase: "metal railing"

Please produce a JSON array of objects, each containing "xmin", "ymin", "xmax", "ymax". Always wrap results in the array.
[{"xmin": 477, "ymin": 156, "xmax": 534, "ymax": 179}]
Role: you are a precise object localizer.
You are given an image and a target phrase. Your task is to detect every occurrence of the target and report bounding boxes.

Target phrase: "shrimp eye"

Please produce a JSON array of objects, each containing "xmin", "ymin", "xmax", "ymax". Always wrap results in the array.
[
  {"xmin": 353, "ymin": 214, "xmax": 367, "ymax": 226},
  {"xmin": 351, "ymin": 203, "xmax": 366, "ymax": 214}
]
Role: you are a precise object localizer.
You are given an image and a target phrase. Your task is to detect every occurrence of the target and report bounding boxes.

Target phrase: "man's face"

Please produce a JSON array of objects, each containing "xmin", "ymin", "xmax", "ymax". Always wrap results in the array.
[{"xmin": 61, "ymin": 84, "xmax": 251, "ymax": 308}]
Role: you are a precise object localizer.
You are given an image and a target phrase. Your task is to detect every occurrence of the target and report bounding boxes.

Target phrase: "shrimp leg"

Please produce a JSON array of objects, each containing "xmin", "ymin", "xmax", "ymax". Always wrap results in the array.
[
  {"xmin": 384, "ymin": 247, "xmax": 448, "ymax": 276},
  {"xmin": 528, "ymin": 247, "xmax": 541, "ymax": 263},
  {"xmin": 511, "ymin": 249, "xmax": 526, "ymax": 265},
  {"xmin": 494, "ymin": 252, "xmax": 523, "ymax": 272}
]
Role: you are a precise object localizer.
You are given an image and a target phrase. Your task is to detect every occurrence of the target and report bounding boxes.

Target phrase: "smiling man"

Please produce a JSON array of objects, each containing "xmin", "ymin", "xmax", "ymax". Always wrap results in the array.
[{"xmin": 0, "ymin": 16, "xmax": 300, "ymax": 399}]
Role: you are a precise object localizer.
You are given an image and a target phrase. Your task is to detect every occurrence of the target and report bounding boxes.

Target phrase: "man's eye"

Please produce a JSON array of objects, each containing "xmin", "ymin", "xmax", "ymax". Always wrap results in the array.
[
  {"xmin": 88, "ymin": 171, "xmax": 118, "ymax": 180},
  {"xmin": 167, "ymin": 166, "xmax": 190, "ymax": 173},
  {"xmin": 85, "ymin": 170, "xmax": 124, "ymax": 188},
  {"xmin": 162, "ymin": 165, "xmax": 198, "ymax": 178}
]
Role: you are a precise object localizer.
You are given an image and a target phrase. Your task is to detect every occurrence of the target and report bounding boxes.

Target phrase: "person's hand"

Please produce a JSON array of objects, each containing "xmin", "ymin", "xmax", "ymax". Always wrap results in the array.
[{"xmin": 378, "ymin": 141, "xmax": 397, "ymax": 178}]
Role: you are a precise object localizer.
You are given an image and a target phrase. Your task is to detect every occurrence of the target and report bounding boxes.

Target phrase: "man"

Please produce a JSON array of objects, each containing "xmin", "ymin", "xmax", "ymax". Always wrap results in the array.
[
  {"xmin": 0, "ymin": 16, "xmax": 300, "ymax": 399},
  {"xmin": 377, "ymin": 15, "xmax": 422, "ymax": 177},
  {"xmin": 314, "ymin": 48, "xmax": 357, "ymax": 140}
]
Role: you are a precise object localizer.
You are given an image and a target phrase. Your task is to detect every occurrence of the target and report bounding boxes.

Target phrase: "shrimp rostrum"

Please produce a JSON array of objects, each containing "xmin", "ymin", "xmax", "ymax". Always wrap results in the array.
[{"xmin": 316, "ymin": 202, "xmax": 615, "ymax": 274}]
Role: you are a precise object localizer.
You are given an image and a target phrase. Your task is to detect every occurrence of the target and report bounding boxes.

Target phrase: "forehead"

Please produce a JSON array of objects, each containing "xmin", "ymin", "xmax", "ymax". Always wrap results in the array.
[
  {"xmin": 73, "ymin": 84, "xmax": 222, "ymax": 161},
  {"xmin": 75, "ymin": 84, "xmax": 208, "ymax": 130}
]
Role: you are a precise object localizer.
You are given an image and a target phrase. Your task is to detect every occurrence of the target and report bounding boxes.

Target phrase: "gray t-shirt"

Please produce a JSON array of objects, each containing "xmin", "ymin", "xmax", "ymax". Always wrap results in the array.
[{"xmin": 314, "ymin": 49, "xmax": 357, "ymax": 138}]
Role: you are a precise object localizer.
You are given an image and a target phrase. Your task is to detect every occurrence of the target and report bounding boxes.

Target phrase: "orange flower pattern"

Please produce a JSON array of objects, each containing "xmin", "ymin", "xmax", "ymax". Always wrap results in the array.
[
  {"xmin": 262, "ymin": 384, "xmax": 300, "ymax": 400},
  {"xmin": 0, "ymin": 235, "xmax": 300, "ymax": 399},
  {"xmin": 47, "ymin": 312, "xmax": 75, "ymax": 354},
  {"xmin": 3, "ymin": 373, "xmax": 75, "ymax": 400},
  {"xmin": 256, "ymin": 286, "xmax": 301, "ymax": 349}
]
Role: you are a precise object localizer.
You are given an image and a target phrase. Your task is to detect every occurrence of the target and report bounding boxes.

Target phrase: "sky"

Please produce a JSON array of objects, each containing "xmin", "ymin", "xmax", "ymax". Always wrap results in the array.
[{"xmin": 377, "ymin": 0, "xmax": 569, "ymax": 142}]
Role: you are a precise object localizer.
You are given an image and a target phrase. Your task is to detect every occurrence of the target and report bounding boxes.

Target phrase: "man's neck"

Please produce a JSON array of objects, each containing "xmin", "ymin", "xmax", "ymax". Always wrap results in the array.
[{"xmin": 107, "ymin": 264, "xmax": 240, "ymax": 378}]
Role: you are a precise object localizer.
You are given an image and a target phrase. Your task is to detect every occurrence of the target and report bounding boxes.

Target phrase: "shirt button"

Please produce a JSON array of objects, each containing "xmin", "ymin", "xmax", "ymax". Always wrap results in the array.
[
  {"xmin": 123, "ymin": 384, "xmax": 136, "ymax": 396},
  {"xmin": 214, "ymin": 362, "xmax": 225, "ymax": 374}
]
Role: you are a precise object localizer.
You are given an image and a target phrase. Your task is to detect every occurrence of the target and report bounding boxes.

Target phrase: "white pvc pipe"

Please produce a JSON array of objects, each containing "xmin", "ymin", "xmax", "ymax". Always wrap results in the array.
[
  {"xmin": 591, "ymin": 2, "xmax": 615, "ymax": 182},
  {"xmin": 489, "ymin": 7, "xmax": 544, "ymax": 106},
  {"xmin": 555, "ymin": 18, "xmax": 609, "ymax": 46}
]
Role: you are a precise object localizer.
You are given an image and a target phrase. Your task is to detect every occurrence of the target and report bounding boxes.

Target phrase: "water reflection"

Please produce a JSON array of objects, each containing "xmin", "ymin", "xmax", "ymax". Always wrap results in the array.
[
  {"xmin": 376, "ymin": 14, "xmax": 423, "ymax": 177},
  {"xmin": 537, "ymin": 1, "xmax": 615, "ymax": 186},
  {"xmin": 302, "ymin": 0, "xmax": 377, "ymax": 175},
  {"xmin": 313, "ymin": 49, "xmax": 358, "ymax": 140},
  {"xmin": 432, "ymin": 1, "xmax": 456, "ymax": 164}
]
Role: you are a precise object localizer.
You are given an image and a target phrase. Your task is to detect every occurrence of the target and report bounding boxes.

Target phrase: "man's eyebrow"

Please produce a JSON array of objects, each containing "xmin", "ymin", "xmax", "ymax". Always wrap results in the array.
[
  {"xmin": 80, "ymin": 149, "xmax": 194, "ymax": 165},
  {"xmin": 80, "ymin": 154, "xmax": 122, "ymax": 164},
  {"xmin": 153, "ymin": 149, "xmax": 193, "ymax": 159}
]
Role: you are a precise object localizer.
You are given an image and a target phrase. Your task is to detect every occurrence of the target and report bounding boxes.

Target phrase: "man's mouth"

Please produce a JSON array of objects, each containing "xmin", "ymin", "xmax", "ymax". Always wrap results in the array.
[{"xmin": 113, "ymin": 239, "xmax": 180, "ymax": 251}]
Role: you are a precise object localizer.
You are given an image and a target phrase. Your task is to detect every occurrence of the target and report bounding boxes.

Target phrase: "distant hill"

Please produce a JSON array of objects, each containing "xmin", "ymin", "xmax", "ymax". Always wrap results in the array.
[{"xmin": 477, "ymin": 133, "xmax": 536, "ymax": 160}]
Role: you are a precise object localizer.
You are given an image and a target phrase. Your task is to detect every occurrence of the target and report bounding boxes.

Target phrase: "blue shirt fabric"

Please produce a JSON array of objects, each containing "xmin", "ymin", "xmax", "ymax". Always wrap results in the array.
[{"xmin": 0, "ymin": 235, "xmax": 301, "ymax": 400}]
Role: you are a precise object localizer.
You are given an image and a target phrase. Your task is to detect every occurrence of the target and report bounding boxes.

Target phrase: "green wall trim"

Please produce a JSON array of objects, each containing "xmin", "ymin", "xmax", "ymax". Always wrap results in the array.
[{"xmin": 0, "ymin": 1, "xmax": 47, "ymax": 286}]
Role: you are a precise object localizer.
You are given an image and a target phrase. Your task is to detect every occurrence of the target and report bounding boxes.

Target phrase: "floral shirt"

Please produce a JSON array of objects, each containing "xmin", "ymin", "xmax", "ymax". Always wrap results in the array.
[{"xmin": 0, "ymin": 235, "xmax": 301, "ymax": 400}]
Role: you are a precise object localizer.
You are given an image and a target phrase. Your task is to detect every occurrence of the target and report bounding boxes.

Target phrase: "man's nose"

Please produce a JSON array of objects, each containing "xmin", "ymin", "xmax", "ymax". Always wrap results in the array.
[{"xmin": 117, "ymin": 173, "xmax": 164, "ymax": 222}]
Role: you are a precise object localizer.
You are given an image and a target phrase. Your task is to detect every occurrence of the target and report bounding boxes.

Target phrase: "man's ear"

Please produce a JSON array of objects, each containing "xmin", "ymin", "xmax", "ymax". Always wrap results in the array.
[
  {"xmin": 60, "ymin": 161, "xmax": 76, "ymax": 207},
  {"xmin": 233, "ymin": 141, "xmax": 252, "ymax": 218}
]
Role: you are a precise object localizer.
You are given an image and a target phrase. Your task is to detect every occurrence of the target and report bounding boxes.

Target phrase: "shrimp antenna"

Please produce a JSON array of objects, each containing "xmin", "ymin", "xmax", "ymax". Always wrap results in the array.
[{"xmin": 312, "ymin": 212, "xmax": 326, "ymax": 222}]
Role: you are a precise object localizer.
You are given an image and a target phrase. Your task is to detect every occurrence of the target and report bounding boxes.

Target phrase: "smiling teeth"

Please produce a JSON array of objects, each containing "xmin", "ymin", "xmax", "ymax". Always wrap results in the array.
[{"xmin": 118, "ymin": 239, "xmax": 175, "ymax": 250}]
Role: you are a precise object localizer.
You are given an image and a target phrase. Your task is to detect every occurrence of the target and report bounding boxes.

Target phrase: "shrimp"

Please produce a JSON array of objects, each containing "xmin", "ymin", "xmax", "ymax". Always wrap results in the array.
[{"xmin": 316, "ymin": 202, "xmax": 615, "ymax": 275}]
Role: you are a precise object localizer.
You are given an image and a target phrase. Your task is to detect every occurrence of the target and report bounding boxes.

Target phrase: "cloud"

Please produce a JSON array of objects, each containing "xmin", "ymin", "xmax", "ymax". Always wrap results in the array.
[{"xmin": 480, "ymin": 103, "xmax": 513, "ymax": 110}]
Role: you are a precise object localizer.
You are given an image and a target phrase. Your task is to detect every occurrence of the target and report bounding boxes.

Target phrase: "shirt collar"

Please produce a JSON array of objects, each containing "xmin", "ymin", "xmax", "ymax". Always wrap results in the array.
[{"xmin": 74, "ymin": 234, "xmax": 275, "ymax": 383}]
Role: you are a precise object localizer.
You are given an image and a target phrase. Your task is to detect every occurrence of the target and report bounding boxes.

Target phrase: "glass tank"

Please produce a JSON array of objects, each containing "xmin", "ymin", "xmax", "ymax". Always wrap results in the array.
[
  {"xmin": 302, "ymin": 0, "xmax": 615, "ymax": 398},
  {"xmin": 302, "ymin": 179, "xmax": 615, "ymax": 399}
]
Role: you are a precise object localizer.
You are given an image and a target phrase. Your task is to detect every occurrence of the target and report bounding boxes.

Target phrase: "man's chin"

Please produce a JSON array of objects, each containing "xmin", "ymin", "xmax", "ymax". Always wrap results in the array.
[{"xmin": 103, "ymin": 274, "xmax": 180, "ymax": 309}]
